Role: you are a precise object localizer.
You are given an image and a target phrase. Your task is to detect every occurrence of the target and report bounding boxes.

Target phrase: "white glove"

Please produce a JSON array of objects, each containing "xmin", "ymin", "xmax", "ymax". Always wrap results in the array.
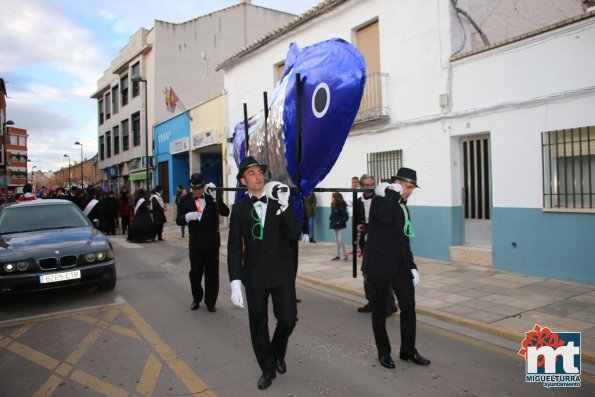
[
  {"xmin": 277, "ymin": 183, "xmax": 290, "ymax": 207},
  {"xmin": 411, "ymin": 269, "xmax": 420, "ymax": 287},
  {"xmin": 374, "ymin": 182, "xmax": 389, "ymax": 197},
  {"xmin": 185, "ymin": 212, "xmax": 199, "ymax": 223},
  {"xmin": 302, "ymin": 234, "xmax": 310, "ymax": 244},
  {"xmin": 205, "ymin": 182, "xmax": 216, "ymax": 199},
  {"xmin": 230, "ymin": 280, "xmax": 244, "ymax": 308},
  {"xmin": 388, "ymin": 183, "xmax": 403, "ymax": 193}
]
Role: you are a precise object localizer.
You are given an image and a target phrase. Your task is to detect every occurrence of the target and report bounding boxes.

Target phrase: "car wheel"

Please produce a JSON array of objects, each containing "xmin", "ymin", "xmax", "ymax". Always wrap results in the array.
[{"xmin": 99, "ymin": 273, "xmax": 117, "ymax": 291}]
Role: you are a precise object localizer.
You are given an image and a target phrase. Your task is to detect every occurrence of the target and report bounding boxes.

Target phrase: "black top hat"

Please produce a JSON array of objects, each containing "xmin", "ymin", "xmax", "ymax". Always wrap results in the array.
[
  {"xmin": 392, "ymin": 167, "xmax": 420, "ymax": 188},
  {"xmin": 236, "ymin": 156, "xmax": 267, "ymax": 181},
  {"xmin": 189, "ymin": 173, "xmax": 207, "ymax": 189}
]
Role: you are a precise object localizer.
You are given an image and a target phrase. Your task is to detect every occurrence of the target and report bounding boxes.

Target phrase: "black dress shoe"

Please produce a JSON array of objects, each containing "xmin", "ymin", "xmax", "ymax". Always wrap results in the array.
[
  {"xmin": 190, "ymin": 302, "xmax": 199, "ymax": 311},
  {"xmin": 207, "ymin": 306, "xmax": 217, "ymax": 312},
  {"xmin": 378, "ymin": 354, "xmax": 395, "ymax": 369},
  {"xmin": 158, "ymin": 238, "xmax": 165, "ymax": 241},
  {"xmin": 257, "ymin": 371, "xmax": 275, "ymax": 390},
  {"xmin": 400, "ymin": 351, "xmax": 431, "ymax": 365},
  {"xmin": 274, "ymin": 356, "xmax": 287, "ymax": 374},
  {"xmin": 296, "ymin": 298, "xmax": 302, "ymax": 303},
  {"xmin": 357, "ymin": 304, "xmax": 372, "ymax": 313}
]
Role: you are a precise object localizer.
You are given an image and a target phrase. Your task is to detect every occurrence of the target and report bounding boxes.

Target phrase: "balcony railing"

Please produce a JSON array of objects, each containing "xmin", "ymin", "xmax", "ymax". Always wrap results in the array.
[{"xmin": 354, "ymin": 72, "xmax": 390, "ymax": 124}]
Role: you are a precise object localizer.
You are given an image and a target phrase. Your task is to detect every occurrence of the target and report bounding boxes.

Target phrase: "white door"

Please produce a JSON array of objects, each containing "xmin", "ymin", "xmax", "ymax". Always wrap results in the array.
[{"xmin": 462, "ymin": 135, "xmax": 492, "ymax": 247}]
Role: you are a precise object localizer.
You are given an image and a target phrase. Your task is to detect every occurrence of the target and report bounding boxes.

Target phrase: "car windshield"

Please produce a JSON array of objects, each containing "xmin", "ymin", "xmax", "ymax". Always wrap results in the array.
[{"xmin": 0, "ymin": 203, "xmax": 92, "ymax": 234}]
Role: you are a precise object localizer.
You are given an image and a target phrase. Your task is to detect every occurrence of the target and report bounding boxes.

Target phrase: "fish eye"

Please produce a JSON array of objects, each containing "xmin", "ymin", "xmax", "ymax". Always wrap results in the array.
[{"xmin": 311, "ymin": 82, "xmax": 330, "ymax": 118}]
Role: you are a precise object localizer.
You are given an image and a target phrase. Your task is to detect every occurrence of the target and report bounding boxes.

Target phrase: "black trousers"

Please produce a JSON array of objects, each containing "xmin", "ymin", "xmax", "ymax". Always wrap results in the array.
[
  {"xmin": 121, "ymin": 216, "xmax": 130, "ymax": 235},
  {"xmin": 189, "ymin": 247, "xmax": 219, "ymax": 307},
  {"xmin": 154, "ymin": 221, "xmax": 164, "ymax": 239},
  {"xmin": 369, "ymin": 266, "xmax": 416, "ymax": 357},
  {"xmin": 363, "ymin": 273, "xmax": 397, "ymax": 311},
  {"xmin": 245, "ymin": 282, "xmax": 297, "ymax": 374}
]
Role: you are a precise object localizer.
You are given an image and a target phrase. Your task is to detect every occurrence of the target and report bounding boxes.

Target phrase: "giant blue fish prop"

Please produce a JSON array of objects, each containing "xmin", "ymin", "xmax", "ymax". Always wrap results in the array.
[{"xmin": 233, "ymin": 38, "xmax": 366, "ymax": 204}]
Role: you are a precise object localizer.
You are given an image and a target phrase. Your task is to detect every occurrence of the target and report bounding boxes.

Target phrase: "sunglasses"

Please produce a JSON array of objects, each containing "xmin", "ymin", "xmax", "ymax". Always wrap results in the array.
[{"xmin": 251, "ymin": 205, "xmax": 263, "ymax": 240}]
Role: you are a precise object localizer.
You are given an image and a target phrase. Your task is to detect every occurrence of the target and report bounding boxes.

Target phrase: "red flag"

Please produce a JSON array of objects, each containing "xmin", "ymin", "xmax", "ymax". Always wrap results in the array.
[{"xmin": 164, "ymin": 86, "xmax": 179, "ymax": 113}]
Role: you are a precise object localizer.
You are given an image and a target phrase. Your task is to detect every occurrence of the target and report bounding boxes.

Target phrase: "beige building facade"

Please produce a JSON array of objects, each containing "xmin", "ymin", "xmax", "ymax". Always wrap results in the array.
[{"xmin": 92, "ymin": 1, "xmax": 296, "ymax": 194}]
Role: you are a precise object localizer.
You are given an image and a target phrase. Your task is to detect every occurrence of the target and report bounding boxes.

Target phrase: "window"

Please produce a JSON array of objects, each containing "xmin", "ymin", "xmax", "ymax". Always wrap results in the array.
[
  {"xmin": 355, "ymin": 20, "xmax": 389, "ymax": 122},
  {"xmin": 121, "ymin": 75, "xmax": 129, "ymax": 106},
  {"xmin": 367, "ymin": 149, "xmax": 402, "ymax": 183},
  {"xmin": 98, "ymin": 99, "xmax": 104, "ymax": 125},
  {"xmin": 112, "ymin": 85, "xmax": 119, "ymax": 114},
  {"xmin": 275, "ymin": 62, "xmax": 285, "ymax": 85},
  {"xmin": 106, "ymin": 131, "xmax": 111, "ymax": 158},
  {"xmin": 99, "ymin": 136, "xmax": 105, "ymax": 161},
  {"xmin": 122, "ymin": 119, "xmax": 129, "ymax": 151},
  {"xmin": 542, "ymin": 126, "xmax": 594, "ymax": 209},
  {"xmin": 132, "ymin": 112, "xmax": 141, "ymax": 147},
  {"xmin": 18, "ymin": 136, "xmax": 26, "ymax": 146},
  {"xmin": 113, "ymin": 126, "xmax": 120, "ymax": 155},
  {"xmin": 131, "ymin": 62, "xmax": 140, "ymax": 97},
  {"xmin": 10, "ymin": 135, "xmax": 17, "ymax": 145},
  {"xmin": 105, "ymin": 92, "xmax": 111, "ymax": 120}
]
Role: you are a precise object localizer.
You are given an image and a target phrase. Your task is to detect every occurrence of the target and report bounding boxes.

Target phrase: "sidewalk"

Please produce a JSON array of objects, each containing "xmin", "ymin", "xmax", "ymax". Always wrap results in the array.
[{"xmin": 161, "ymin": 223, "xmax": 595, "ymax": 362}]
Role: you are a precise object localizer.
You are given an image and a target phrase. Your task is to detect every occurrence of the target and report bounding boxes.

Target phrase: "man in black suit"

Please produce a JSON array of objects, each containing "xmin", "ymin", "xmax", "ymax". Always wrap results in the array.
[
  {"xmin": 355, "ymin": 174, "xmax": 398, "ymax": 316},
  {"xmin": 364, "ymin": 167, "xmax": 430, "ymax": 369},
  {"xmin": 151, "ymin": 185, "xmax": 167, "ymax": 241},
  {"xmin": 227, "ymin": 156, "xmax": 301, "ymax": 390},
  {"xmin": 177, "ymin": 173, "xmax": 229, "ymax": 312}
]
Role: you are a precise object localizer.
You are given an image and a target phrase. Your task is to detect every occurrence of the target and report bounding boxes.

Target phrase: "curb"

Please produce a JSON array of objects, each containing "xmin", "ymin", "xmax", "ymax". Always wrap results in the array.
[{"xmin": 297, "ymin": 273, "xmax": 595, "ymax": 365}]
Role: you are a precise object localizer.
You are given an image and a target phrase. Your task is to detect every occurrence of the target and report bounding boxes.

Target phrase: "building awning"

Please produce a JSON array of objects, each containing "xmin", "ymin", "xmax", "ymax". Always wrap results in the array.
[{"xmin": 129, "ymin": 171, "xmax": 148, "ymax": 181}]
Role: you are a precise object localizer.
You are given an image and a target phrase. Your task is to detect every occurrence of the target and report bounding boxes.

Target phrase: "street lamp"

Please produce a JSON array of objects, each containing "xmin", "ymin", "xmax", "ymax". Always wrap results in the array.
[
  {"xmin": 74, "ymin": 141, "xmax": 83, "ymax": 188},
  {"xmin": 63, "ymin": 154, "xmax": 71, "ymax": 188},
  {"xmin": 131, "ymin": 74, "xmax": 150, "ymax": 191},
  {"xmin": 2, "ymin": 120, "xmax": 14, "ymax": 204},
  {"xmin": 31, "ymin": 165, "xmax": 37, "ymax": 185}
]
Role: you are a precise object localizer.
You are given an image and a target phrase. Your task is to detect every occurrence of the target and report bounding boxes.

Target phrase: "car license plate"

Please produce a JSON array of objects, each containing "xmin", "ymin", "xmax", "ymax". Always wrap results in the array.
[{"xmin": 39, "ymin": 270, "xmax": 81, "ymax": 284}]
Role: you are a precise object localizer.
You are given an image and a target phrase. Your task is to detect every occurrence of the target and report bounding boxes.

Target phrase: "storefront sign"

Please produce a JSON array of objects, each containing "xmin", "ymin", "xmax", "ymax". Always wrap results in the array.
[
  {"xmin": 191, "ymin": 129, "xmax": 217, "ymax": 149},
  {"xmin": 170, "ymin": 138, "xmax": 190, "ymax": 155}
]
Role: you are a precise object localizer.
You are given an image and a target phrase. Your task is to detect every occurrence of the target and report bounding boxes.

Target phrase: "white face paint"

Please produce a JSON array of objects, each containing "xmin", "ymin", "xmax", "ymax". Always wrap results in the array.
[{"xmin": 311, "ymin": 82, "xmax": 330, "ymax": 118}]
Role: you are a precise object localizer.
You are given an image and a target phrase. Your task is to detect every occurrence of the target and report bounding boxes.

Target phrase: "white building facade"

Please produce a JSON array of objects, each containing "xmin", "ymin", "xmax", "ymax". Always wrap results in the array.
[{"xmin": 219, "ymin": 0, "xmax": 594, "ymax": 284}]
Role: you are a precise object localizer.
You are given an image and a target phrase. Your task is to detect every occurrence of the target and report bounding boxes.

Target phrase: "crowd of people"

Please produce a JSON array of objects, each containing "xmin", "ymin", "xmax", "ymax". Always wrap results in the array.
[
  {"xmin": 15, "ymin": 183, "xmax": 169, "ymax": 243},
  {"xmin": 17, "ymin": 164, "xmax": 430, "ymax": 391}
]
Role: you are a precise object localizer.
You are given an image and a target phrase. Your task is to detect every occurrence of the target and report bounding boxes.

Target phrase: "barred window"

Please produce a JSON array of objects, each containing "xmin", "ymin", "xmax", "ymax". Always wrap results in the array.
[
  {"xmin": 542, "ymin": 126, "xmax": 594, "ymax": 209},
  {"xmin": 367, "ymin": 149, "xmax": 402, "ymax": 183}
]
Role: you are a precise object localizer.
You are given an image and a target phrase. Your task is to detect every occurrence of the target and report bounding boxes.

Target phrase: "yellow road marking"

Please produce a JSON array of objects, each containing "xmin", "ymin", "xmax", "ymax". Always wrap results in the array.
[
  {"xmin": 70, "ymin": 369, "xmax": 128, "ymax": 397},
  {"xmin": 8, "ymin": 340, "xmax": 59, "ymax": 370},
  {"xmin": 110, "ymin": 324, "xmax": 142, "ymax": 340},
  {"xmin": 11, "ymin": 323, "xmax": 34, "ymax": 339},
  {"xmin": 104, "ymin": 308, "xmax": 120, "ymax": 322},
  {"xmin": 137, "ymin": 352, "xmax": 162, "ymax": 397},
  {"xmin": 71, "ymin": 313, "xmax": 99, "ymax": 325},
  {"xmin": 66, "ymin": 328, "xmax": 103, "ymax": 365},
  {"xmin": 55, "ymin": 362, "xmax": 73, "ymax": 377},
  {"xmin": 32, "ymin": 374, "xmax": 62, "ymax": 397},
  {"xmin": 121, "ymin": 305, "xmax": 217, "ymax": 397}
]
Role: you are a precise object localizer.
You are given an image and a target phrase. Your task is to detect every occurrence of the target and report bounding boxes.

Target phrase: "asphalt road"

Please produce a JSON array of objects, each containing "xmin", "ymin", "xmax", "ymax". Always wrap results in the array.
[{"xmin": 0, "ymin": 236, "xmax": 593, "ymax": 396}]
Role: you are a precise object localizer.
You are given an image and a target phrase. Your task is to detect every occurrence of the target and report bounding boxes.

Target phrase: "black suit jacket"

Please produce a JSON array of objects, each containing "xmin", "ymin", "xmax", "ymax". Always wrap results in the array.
[
  {"xmin": 363, "ymin": 189, "xmax": 417, "ymax": 281},
  {"xmin": 151, "ymin": 196, "xmax": 167, "ymax": 225},
  {"xmin": 228, "ymin": 196, "xmax": 301, "ymax": 288},
  {"xmin": 176, "ymin": 194, "xmax": 230, "ymax": 250}
]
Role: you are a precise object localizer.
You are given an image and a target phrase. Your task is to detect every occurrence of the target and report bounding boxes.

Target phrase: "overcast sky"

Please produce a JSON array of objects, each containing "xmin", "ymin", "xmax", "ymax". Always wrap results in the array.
[{"xmin": 0, "ymin": 0, "xmax": 322, "ymax": 173}]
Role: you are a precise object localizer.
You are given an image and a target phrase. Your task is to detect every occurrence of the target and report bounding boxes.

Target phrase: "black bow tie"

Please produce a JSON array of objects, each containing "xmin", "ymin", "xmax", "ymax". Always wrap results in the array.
[{"xmin": 251, "ymin": 195, "xmax": 267, "ymax": 204}]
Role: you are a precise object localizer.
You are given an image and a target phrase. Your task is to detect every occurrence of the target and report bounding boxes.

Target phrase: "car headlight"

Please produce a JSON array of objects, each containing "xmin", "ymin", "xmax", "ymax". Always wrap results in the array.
[
  {"xmin": 4, "ymin": 263, "xmax": 15, "ymax": 272},
  {"xmin": 16, "ymin": 261, "xmax": 28, "ymax": 271},
  {"xmin": 83, "ymin": 251, "xmax": 113, "ymax": 263}
]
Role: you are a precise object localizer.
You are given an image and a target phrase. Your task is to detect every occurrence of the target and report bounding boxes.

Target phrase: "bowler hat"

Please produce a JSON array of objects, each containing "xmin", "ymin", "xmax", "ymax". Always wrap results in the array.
[
  {"xmin": 236, "ymin": 156, "xmax": 267, "ymax": 181},
  {"xmin": 392, "ymin": 167, "xmax": 420, "ymax": 188},
  {"xmin": 189, "ymin": 173, "xmax": 207, "ymax": 189}
]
